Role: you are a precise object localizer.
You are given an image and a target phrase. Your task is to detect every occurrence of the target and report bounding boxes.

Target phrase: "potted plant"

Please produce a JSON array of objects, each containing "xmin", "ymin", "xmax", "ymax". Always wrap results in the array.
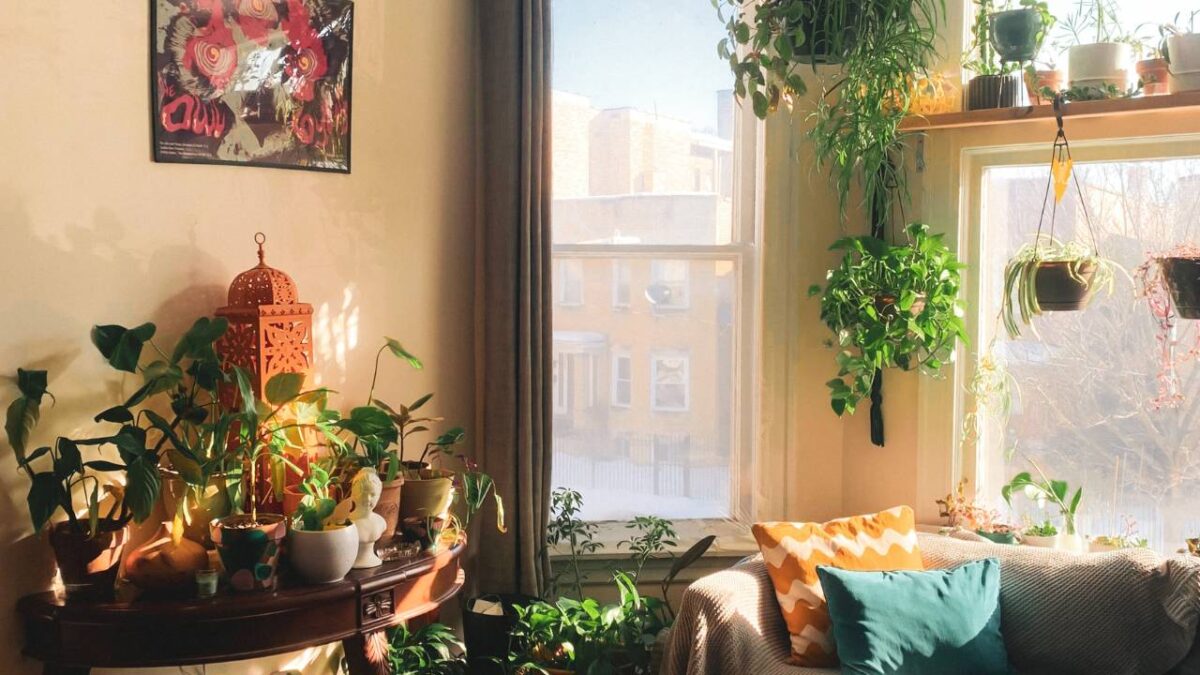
[
  {"xmin": 1020, "ymin": 520, "xmax": 1060, "ymax": 548},
  {"xmin": 810, "ymin": 223, "xmax": 966, "ymax": 416},
  {"xmin": 1133, "ymin": 245, "xmax": 1200, "ymax": 408},
  {"xmin": 1090, "ymin": 516, "xmax": 1149, "ymax": 552},
  {"xmin": 1133, "ymin": 29, "xmax": 1170, "ymax": 95},
  {"xmin": 990, "ymin": 0, "xmax": 1055, "ymax": 63},
  {"xmin": 386, "ymin": 622, "xmax": 469, "ymax": 674},
  {"xmin": 209, "ymin": 369, "xmax": 335, "ymax": 592},
  {"xmin": 1024, "ymin": 60, "xmax": 1063, "ymax": 103},
  {"xmin": 1055, "ymin": 0, "xmax": 1136, "ymax": 91},
  {"xmin": 1002, "ymin": 237, "xmax": 1121, "ymax": 338},
  {"xmin": 287, "ymin": 464, "xmax": 358, "ymax": 584},
  {"xmin": 1165, "ymin": 11, "xmax": 1200, "ymax": 93},
  {"xmin": 936, "ymin": 478, "xmax": 1016, "ymax": 544},
  {"xmin": 963, "ymin": 0, "xmax": 1028, "ymax": 109},
  {"xmin": 1003, "ymin": 463, "xmax": 1085, "ymax": 552}
]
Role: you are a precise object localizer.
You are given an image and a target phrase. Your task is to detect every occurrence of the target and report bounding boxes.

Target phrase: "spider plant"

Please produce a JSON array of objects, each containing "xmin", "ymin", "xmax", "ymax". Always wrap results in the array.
[{"xmin": 1001, "ymin": 237, "xmax": 1120, "ymax": 339}]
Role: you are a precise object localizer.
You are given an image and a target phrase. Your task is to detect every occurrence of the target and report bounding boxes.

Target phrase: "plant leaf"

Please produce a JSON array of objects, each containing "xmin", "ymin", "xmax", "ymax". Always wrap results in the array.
[
  {"xmin": 265, "ymin": 372, "xmax": 305, "ymax": 406},
  {"xmin": 91, "ymin": 323, "xmax": 156, "ymax": 373},
  {"xmin": 385, "ymin": 338, "xmax": 424, "ymax": 369},
  {"xmin": 27, "ymin": 472, "xmax": 62, "ymax": 532}
]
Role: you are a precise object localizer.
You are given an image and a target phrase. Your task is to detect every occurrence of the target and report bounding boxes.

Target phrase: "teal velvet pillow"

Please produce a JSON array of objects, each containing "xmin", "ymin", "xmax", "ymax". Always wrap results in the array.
[{"xmin": 817, "ymin": 558, "xmax": 1010, "ymax": 675}]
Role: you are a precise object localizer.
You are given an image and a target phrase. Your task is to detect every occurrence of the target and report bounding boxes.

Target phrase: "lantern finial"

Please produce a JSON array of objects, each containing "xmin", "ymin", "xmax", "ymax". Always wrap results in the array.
[{"xmin": 255, "ymin": 232, "xmax": 267, "ymax": 266}]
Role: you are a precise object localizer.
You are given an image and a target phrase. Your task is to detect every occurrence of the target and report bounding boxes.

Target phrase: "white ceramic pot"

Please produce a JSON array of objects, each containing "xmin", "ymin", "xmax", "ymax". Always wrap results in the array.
[
  {"xmin": 1021, "ymin": 534, "xmax": 1058, "ymax": 548},
  {"xmin": 1168, "ymin": 34, "xmax": 1200, "ymax": 92},
  {"xmin": 1068, "ymin": 42, "xmax": 1131, "ymax": 89},
  {"xmin": 289, "ymin": 525, "xmax": 359, "ymax": 584},
  {"xmin": 1056, "ymin": 533, "xmax": 1086, "ymax": 553}
]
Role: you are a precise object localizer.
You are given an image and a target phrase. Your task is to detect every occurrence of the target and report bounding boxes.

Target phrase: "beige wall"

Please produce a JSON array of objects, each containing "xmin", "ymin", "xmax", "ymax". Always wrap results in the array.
[{"xmin": 0, "ymin": 2, "xmax": 477, "ymax": 674}]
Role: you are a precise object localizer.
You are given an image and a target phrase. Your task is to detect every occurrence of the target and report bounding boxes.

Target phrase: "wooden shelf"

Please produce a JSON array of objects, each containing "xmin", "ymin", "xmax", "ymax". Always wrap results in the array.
[{"xmin": 899, "ymin": 90, "xmax": 1200, "ymax": 131}]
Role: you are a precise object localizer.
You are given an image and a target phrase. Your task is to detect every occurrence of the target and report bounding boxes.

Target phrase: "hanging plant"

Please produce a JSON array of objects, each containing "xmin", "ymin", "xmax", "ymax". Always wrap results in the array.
[
  {"xmin": 719, "ymin": 0, "xmax": 945, "ymax": 215},
  {"xmin": 1002, "ymin": 237, "xmax": 1121, "ymax": 338},
  {"xmin": 1134, "ymin": 244, "xmax": 1200, "ymax": 409},
  {"xmin": 810, "ymin": 223, "xmax": 966, "ymax": 415}
]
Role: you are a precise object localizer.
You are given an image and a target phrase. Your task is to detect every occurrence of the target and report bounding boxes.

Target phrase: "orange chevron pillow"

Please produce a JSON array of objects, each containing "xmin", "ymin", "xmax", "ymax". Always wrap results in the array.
[{"xmin": 752, "ymin": 506, "xmax": 924, "ymax": 667}]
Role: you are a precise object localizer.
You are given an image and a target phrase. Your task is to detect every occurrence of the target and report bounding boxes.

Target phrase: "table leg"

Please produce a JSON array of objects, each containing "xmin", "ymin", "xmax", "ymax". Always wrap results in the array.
[{"xmin": 343, "ymin": 632, "xmax": 389, "ymax": 675}]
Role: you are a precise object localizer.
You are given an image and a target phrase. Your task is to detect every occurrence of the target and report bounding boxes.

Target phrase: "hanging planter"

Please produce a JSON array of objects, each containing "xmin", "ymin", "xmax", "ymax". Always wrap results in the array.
[
  {"xmin": 1134, "ymin": 245, "xmax": 1200, "ymax": 409},
  {"xmin": 1162, "ymin": 255, "xmax": 1200, "ymax": 319},
  {"xmin": 1002, "ymin": 97, "xmax": 1121, "ymax": 338},
  {"xmin": 811, "ymin": 223, "xmax": 966, "ymax": 416}
]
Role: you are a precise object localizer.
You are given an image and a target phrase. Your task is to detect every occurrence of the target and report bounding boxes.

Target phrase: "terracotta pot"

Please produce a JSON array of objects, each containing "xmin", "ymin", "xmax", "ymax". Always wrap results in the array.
[
  {"xmin": 288, "ymin": 524, "xmax": 359, "ymax": 584},
  {"xmin": 1162, "ymin": 257, "xmax": 1200, "ymax": 319},
  {"xmin": 160, "ymin": 470, "xmax": 239, "ymax": 545},
  {"xmin": 398, "ymin": 469, "xmax": 454, "ymax": 521},
  {"xmin": 1137, "ymin": 58, "xmax": 1171, "ymax": 95},
  {"xmin": 374, "ymin": 479, "xmax": 404, "ymax": 535},
  {"xmin": 124, "ymin": 522, "xmax": 210, "ymax": 594},
  {"xmin": 1026, "ymin": 69, "xmax": 1062, "ymax": 104},
  {"xmin": 48, "ymin": 520, "xmax": 129, "ymax": 598},
  {"xmin": 1034, "ymin": 260, "xmax": 1097, "ymax": 311},
  {"xmin": 968, "ymin": 73, "xmax": 1026, "ymax": 110},
  {"xmin": 210, "ymin": 514, "xmax": 286, "ymax": 592}
]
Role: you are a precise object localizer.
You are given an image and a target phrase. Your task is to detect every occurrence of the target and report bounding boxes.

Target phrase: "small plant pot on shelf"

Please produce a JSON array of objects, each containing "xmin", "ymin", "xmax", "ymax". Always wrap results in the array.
[
  {"xmin": 989, "ymin": 8, "xmax": 1042, "ymax": 63},
  {"xmin": 1163, "ymin": 257, "xmax": 1200, "ymax": 319},
  {"xmin": 374, "ymin": 478, "xmax": 404, "ymax": 536},
  {"xmin": 210, "ymin": 513, "xmax": 286, "ymax": 592},
  {"xmin": 48, "ymin": 520, "xmax": 128, "ymax": 598},
  {"xmin": 976, "ymin": 529, "xmax": 1017, "ymax": 545},
  {"xmin": 288, "ymin": 524, "xmax": 359, "ymax": 584},
  {"xmin": 1033, "ymin": 260, "xmax": 1098, "ymax": 311},
  {"xmin": 1137, "ymin": 58, "xmax": 1171, "ymax": 95},
  {"xmin": 398, "ymin": 468, "xmax": 454, "ymax": 522},
  {"xmin": 1068, "ymin": 42, "xmax": 1131, "ymax": 90},
  {"xmin": 968, "ymin": 73, "xmax": 1027, "ymax": 110},
  {"xmin": 1167, "ymin": 34, "xmax": 1200, "ymax": 93},
  {"xmin": 464, "ymin": 594, "xmax": 541, "ymax": 675},
  {"xmin": 1026, "ymin": 69, "xmax": 1062, "ymax": 104},
  {"xmin": 1020, "ymin": 533, "xmax": 1058, "ymax": 548}
]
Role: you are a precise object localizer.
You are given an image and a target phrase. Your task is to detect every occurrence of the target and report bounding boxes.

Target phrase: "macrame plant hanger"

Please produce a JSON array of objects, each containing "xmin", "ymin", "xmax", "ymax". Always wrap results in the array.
[
  {"xmin": 867, "ymin": 161, "xmax": 904, "ymax": 447},
  {"xmin": 1033, "ymin": 95, "xmax": 1103, "ymax": 263}
]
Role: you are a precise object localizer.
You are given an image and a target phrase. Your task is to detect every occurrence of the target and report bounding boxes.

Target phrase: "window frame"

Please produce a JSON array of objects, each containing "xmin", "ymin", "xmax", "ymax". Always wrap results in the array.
[
  {"xmin": 549, "ymin": 96, "xmax": 762, "ymax": 525},
  {"xmin": 611, "ymin": 259, "xmax": 631, "ymax": 309},
  {"xmin": 555, "ymin": 258, "xmax": 584, "ymax": 307},
  {"xmin": 611, "ymin": 348, "xmax": 632, "ymax": 408}
]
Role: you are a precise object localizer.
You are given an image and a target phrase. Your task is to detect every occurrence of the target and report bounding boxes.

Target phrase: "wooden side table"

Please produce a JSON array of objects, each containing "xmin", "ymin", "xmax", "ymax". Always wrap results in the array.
[{"xmin": 17, "ymin": 542, "xmax": 465, "ymax": 675}]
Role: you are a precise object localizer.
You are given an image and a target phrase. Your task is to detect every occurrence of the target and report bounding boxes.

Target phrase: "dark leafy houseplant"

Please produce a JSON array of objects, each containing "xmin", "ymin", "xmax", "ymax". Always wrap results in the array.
[
  {"xmin": 385, "ymin": 622, "xmax": 468, "ymax": 675},
  {"xmin": 810, "ymin": 223, "xmax": 967, "ymax": 416},
  {"xmin": 720, "ymin": 0, "xmax": 945, "ymax": 216}
]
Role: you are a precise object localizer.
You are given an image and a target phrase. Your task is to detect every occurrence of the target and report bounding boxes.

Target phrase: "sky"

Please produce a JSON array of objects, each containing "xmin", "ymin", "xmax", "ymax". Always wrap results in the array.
[{"xmin": 552, "ymin": 0, "xmax": 732, "ymax": 133}]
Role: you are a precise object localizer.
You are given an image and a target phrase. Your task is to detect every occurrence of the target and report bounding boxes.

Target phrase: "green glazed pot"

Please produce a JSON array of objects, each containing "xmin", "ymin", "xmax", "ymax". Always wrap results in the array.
[
  {"xmin": 976, "ymin": 529, "xmax": 1017, "ymax": 545},
  {"xmin": 990, "ymin": 8, "xmax": 1041, "ymax": 63},
  {"xmin": 210, "ymin": 513, "xmax": 286, "ymax": 592}
]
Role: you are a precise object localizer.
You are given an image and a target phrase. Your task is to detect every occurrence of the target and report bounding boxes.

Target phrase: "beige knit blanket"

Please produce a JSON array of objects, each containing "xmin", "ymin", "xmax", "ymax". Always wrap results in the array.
[{"xmin": 663, "ymin": 532, "xmax": 1200, "ymax": 675}]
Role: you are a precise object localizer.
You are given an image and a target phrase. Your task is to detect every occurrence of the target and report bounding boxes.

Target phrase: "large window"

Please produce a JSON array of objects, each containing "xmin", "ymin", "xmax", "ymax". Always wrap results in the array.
[
  {"xmin": 976, "ymin": 152, "xmax": 1200, "ymax": 552},
  {"xmin": 550, "ymin": 0, "xmax": 755, "ymax": 521}
]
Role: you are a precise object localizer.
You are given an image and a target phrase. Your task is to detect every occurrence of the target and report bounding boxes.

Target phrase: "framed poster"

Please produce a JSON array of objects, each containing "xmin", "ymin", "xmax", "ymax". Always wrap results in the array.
[{"xmin": 151, "ymin": 0, "xmax": 353, "ymax": 173}]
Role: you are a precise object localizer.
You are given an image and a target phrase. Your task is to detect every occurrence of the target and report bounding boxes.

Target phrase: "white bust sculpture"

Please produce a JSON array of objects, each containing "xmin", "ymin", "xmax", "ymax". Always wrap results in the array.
[{"xmin": 351, "ymin": 467, "xmax": 387, "ymax": 569}]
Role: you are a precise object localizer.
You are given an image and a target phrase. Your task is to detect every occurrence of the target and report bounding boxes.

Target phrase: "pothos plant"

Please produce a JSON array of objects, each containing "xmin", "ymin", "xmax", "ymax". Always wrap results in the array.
[
  {"xmin": 719, "ymin": 0, "xmax": 946, "ymax": 216},
  {"xmin": 810, "ymin": 223, "xmax": 967, "ymax": 415}
]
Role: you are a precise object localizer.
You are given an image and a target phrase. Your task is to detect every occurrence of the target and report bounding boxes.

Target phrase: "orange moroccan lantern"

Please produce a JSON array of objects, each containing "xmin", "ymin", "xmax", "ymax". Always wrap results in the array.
[
  {"xmin": 216, "ymin": 233, "xmax": 315, "ymax": 512},
  {"xmin": 216, "ymin": 232, "xmax": 314, "ymax": 398}
]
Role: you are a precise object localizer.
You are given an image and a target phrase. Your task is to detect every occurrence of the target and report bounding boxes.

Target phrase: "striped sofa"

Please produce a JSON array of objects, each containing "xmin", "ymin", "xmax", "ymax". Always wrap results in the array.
[{"xmin": 663, "ymin": 532, "xmax": 1200, "ymax": 675}]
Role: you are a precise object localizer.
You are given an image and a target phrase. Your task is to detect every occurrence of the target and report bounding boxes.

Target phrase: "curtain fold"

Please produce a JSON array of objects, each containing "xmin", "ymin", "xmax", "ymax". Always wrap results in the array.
[{"xmin": 473, "ymin": 0, "xmax": 553, "ymax": 598}]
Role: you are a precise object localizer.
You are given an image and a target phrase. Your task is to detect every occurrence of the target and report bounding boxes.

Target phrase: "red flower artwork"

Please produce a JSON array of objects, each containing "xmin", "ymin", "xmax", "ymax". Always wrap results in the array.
[
  {"xmin": 281, "ymin": 0, "xmax": 328, "ymax": 103},
  {"xmin": 235, "ymin": 0, "xmax": 280, "ymax": 45},
  {"xmin": 182, "ymin": 1, "xmax": 238, "ymax": 92}
]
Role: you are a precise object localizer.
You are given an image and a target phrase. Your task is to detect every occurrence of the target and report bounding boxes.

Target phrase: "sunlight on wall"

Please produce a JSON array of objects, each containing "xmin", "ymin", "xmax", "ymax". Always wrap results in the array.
[{"xmin": 313, "ymin": 285, "xmax": 361, "ymax": 388}]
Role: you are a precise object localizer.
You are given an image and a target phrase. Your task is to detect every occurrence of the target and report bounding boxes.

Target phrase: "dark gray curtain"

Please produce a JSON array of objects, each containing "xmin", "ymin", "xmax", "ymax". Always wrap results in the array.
[{"xmin": 474, "ymin": 0, "xmax": 553, "ymax": 598}]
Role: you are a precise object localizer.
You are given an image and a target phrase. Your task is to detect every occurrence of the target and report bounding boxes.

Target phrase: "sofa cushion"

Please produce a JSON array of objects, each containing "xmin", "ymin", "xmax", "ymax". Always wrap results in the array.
[
  {"xmin": 818, "ymin": 558, "xmax": 1010, "ymax": 675},
  {"xmin": 920, "ymin": 533, "xmax": 1200, "ymax": 675},
  {"xmin": 751, "ymin": 506, "xmax": 924, "ymax": 667}
]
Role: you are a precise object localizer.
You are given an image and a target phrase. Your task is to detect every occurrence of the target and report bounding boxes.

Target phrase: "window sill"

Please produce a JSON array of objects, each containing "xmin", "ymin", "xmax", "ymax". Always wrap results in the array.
[
  {"xmin": 547, "ymin": 518, "xmax": 759, "ymax": 562},
  {"xmin": 899, "ymin": 90, "xmax": 1200, "ymax": 132}
]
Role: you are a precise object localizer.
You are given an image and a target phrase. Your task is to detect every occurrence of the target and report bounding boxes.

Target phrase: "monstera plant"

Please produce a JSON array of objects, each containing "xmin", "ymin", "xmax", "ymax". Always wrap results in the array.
[{"xmin": 811, "ymin": 223, "xmax": 967, "ymax": 415}]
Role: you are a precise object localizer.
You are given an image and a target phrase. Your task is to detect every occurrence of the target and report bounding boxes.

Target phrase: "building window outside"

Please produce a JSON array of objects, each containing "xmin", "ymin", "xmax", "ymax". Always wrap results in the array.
[
  {"xmin": 651, "ymin": 352, "xmax": 690, "ymax": 412},
  {"xmin": 612, "ymin": 260, "xmax": 631, "ymax": 309},
  {"xmin": 612, "ymin": 349, "xmax": 632, "ymax": 408},
  {"xmin": 649, "ymin": 260, "xmax": 691, "ymax": 311},
  {"xmin": 549, "ymin": 0, "xmax": 755, "ymax": 521},
  {"xmin": 975, "ymin": 155, "xmax": 1200, "ymax": 553},
  {"xmin": 555, "ymin": 259, "xmax": 584, "ymax": 307}
]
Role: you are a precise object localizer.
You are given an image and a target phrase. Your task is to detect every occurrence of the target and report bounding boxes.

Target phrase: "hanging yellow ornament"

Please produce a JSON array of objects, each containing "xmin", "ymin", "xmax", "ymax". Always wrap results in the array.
[{"xmin": 1051, "ymin": 151, "xmax": 1073, "ymax": 204}]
